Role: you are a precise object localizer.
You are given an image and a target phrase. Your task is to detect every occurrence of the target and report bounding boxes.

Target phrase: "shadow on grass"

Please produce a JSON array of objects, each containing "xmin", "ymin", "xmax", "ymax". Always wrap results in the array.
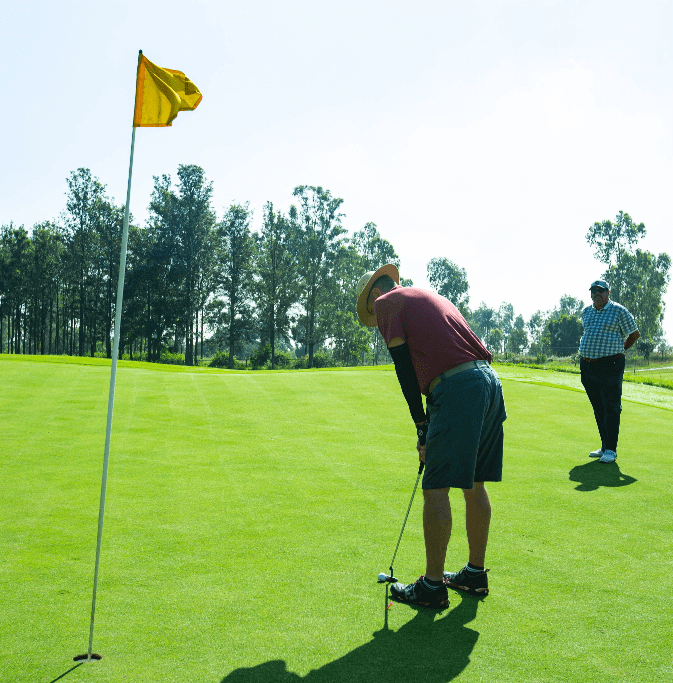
[
  {"xmin": 46, "ymin": 663, "xmax": 83, "ymax": 683},
  {"xmin": 569, "ymin": 460, "xmax": 637, "ymax": 491},
  {"xmin": 220, "ymin": 596, "xmax": 482, "ymax": 683}
]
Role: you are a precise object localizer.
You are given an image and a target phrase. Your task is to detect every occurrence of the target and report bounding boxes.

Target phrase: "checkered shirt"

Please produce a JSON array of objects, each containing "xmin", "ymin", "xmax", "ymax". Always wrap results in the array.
[{"xmin": 579, "ymin": 300, "xmax": 638, "ymax": 359}]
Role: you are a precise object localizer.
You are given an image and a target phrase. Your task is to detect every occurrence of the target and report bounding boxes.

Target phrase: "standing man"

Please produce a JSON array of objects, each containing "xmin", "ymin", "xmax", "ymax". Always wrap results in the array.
[
  {"xmin": 579, "ymin": 279, "xmax": 640, "ymax": 464},
  {"xmin": 356, "ymin": 265, "xmax": 506, "ymax": 608}
]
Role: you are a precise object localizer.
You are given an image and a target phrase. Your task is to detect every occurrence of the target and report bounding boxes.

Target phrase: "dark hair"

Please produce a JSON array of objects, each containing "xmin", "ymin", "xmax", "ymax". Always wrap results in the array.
[{"xmin": 371, "ymin": 274, "xmax": 396, "ymax": 292}]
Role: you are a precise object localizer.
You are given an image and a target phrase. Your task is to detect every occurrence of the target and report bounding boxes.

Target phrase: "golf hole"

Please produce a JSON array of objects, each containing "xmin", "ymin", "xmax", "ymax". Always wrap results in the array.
[{"xmin": 73, "ymin": 653, "xmax": 102, "ymax": 662}]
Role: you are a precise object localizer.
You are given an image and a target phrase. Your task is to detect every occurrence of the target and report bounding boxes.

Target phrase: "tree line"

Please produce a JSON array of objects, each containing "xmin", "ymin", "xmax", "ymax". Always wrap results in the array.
[
  {"xmin": 1, "ymin": 166, "xmax": 404, "ymax": 368},
  {"xmin": 1, "ymin": 167, "xmax": 670, "ymax": 367}
]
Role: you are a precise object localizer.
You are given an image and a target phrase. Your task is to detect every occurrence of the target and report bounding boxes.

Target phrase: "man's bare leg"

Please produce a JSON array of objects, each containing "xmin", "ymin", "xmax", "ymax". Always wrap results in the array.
[
  {"xmin": 422, "ymin": 487, "xmax": 451, "ymax": 581},
  {"xmin": 462, "ymin": 482, "xmax": 491, "ymax": 567}
]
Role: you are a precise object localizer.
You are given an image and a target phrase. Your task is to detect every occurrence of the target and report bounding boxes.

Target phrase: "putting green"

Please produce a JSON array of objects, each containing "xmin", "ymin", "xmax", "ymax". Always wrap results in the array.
[{"xmin": 1, "ymin": 357, "xmax": 671, "ymax": 682}]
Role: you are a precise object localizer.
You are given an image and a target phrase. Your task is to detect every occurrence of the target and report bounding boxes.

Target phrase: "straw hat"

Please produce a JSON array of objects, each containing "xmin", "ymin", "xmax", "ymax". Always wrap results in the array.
[{"xmin": 356, "ymin": 264, "xmax": 400, "ymax": 327}]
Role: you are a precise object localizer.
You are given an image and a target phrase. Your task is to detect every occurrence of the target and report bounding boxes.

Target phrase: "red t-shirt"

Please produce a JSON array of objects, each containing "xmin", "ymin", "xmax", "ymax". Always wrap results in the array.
[{"xmin": 375, "ymin": 286, "xmax": 492, "ymax": 395}]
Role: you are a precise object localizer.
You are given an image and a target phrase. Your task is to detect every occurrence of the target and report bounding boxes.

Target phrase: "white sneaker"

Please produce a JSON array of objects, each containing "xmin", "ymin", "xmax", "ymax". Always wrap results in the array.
[
  {"xmin": 589, "ymin": 448, "xmax": 604, "ymax": 458},
  {"xmin": 599, "ymin": 449, "xmax": 617, "ymax": 463}
]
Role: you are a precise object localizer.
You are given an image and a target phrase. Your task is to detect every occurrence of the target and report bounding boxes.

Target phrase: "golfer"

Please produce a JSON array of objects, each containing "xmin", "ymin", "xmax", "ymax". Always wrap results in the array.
[
  {"xmin": 356, "ymin": 264, "xmax": 506, "ymax": 608},
  {"xmin": 580, "ymin": 279, "xmax": 640, "ymax": 464}
]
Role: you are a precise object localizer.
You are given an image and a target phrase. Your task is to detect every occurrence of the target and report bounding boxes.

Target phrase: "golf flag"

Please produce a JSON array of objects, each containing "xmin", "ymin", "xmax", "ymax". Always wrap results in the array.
[
  {"xmin": 76, "ymin": 50, "xmax": 204, "ymax": 664},
  {"xmin": 133, "ymin": 54, "xmax": 202, "ymax": 127}
]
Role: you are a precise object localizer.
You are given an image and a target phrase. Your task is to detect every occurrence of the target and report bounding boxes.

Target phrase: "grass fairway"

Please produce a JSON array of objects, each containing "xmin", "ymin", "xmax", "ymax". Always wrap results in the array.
[{"xmin": 1, "ymin": 356, "xmax": 671, "ymax": 683}]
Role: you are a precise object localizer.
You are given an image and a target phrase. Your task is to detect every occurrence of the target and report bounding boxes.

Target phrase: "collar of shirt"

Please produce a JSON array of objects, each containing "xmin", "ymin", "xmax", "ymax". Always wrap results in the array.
[{"xmin": 593, "ymin": 299, "xmax": 613, "ymax": 313}]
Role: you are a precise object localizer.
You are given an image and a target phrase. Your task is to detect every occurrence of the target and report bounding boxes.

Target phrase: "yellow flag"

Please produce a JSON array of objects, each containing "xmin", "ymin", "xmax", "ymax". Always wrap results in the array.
[{"xmin": 133, "ymin": 54, "xmax": 202, "ymax": 127}]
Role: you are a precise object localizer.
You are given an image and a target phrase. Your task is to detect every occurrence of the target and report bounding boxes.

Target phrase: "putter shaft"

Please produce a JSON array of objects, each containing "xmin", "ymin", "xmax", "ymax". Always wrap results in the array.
[{"xmin": 388, "ymin": 461, "xmax": 424, "ymax": 574}]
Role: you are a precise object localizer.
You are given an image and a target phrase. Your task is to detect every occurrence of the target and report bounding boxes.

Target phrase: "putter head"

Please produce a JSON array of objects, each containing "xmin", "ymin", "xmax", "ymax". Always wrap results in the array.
[{"xmin": 377, "ymin": 574, "xmax": 398, "ymax": 583}]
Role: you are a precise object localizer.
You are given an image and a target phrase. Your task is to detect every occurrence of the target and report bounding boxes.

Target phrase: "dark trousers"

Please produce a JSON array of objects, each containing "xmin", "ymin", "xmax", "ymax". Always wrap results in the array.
[{"xmin": 580, "ymin": 355, "xmax": 626, "ymax": 452}]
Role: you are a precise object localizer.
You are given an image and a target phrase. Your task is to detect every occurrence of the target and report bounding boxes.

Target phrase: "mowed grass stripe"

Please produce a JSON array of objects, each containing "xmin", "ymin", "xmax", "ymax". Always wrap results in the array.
[{"xmin": 0, "ymin": 357, "xmax": 671, "ymax": 683}]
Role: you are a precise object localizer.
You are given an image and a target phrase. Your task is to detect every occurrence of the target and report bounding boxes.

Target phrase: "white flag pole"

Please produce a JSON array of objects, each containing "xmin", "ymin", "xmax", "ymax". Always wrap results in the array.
[{"xmin": 75, "ymin": 53, "xmax": 140, "ymax": 664}]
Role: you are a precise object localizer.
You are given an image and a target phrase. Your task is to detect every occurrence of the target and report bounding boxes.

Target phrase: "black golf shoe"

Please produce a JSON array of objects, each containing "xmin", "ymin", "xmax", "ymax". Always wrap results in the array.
[
  {"xmin": 443, "ymin": 566, "xmax": 489, "ymax": 596},
  {"xmin": 390, "ymin": 576, "xmax": 450, "ymax": 609}
]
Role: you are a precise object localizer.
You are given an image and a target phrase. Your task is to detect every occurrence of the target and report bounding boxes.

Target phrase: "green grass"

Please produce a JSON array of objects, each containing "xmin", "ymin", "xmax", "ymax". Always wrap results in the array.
[
  {"xmin": 0, "ymin": 356, "xmax": 671, "ymax": 683},
  {"xmin": 500, "ymin": 358, "xmax": 673, "ymax": 392}
]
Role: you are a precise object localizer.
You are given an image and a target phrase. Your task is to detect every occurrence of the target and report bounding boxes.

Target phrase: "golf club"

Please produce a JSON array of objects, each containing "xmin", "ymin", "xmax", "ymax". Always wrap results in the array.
[{"xmin": 377, "ymin": 460, "xmax": 424, "ymax": 584}]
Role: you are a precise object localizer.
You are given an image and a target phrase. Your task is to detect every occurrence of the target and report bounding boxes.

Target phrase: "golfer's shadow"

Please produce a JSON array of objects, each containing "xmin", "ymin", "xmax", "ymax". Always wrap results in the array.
[
  {"xmin": 569, "ymin": 460, "xmax": 637, "ymax": 492},
  {"xmin": 219, "ymin": 596, "xmax": 482, "ymax": 683}
]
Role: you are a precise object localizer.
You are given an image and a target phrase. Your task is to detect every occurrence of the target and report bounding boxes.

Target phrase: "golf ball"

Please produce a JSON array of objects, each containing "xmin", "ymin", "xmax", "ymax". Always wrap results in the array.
[{"xmin": 378, "ymin": 572, "xmax": 388, "ymax": 581}]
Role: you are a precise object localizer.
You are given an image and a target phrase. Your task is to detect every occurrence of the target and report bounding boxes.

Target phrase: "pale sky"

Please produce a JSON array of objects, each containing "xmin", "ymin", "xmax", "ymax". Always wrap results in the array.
[{"xmin": 3, "ymin": 0, "xmax": 672, "ymax": 342}]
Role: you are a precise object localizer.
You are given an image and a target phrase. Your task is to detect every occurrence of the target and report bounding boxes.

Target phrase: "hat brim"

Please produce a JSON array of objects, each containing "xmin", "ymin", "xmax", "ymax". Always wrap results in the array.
[{"xmin": 356, "ymin": 264, "xmax": 400, "ymax": 327}]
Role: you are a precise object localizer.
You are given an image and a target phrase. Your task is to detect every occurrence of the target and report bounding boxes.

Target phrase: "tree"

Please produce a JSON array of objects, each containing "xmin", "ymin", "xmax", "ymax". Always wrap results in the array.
[
  {"xmin": 587, "ymin": 210, "xmax": 670, "ymax": 355},
  {"xmin": 606, "ymin": 248, "xmax": 671, "ymax": 342},
  {"xmin": 63, "ymin": 168, "xmax": 106, "ymax": 356},
  {"xmin": 507, "ymin": 314, "xmax": 529, "ymax": 353},
  {"xmin": 217, "ymin": 203, "xmax": 255, "ymax": 368},
  {"xmin": 350, "ymin": 222, "xmax": 400, "ymax": 364},
  {"xmin": 254, "ymin": 203, "xmax": 300, "ymax": 368},
  {"xmin": 140, "ymin": 166, "xmax": 216, "ymax": 364},
  {"xmin": 557, "ymin": 295, "xmax": 584, "ymax": 318},
  {"xmin": 27, "ymin": 222, "xmax": 65, "ymax": 355},
  {"xmin": 350, "ymin": 222, "xmax": 399, "ymax": 271},
  {"xmin": 496, "ymin": 303, "xmax": 514, "ymax": 351},
  {"xmin": 173, "ymin": 165, "xmax": 216, "ymax": 365},
  {"xmin": 526, "ymin": 311, "xmax": 546, "ymax": 351},
  {"xmin": 0, "ymin": 224, "xmax": 31, "ymax": 353},
  {"xmin": 427, "ymin": 257, "xmax": 470, "ymax": 317},
  {"xmin": 292, "ymin": 185, "xmax": 346, "ymax": 368},
  {"xmin": 324, "ymin": 244, "xmax": 372, "ymax": 365},
  {"xmin": 91, "ymin": 201, "xmax": 125, "ymax": 358},
  {"xmin": 542, "ymin": 314, "xmax": 583, "ymax": 356},
  {"xmin": 140, "ymin": 174, "xmax": 183, "ymax": 361},
  {"xmin": 485, "ymin": 328, "xmax": 503, "ymax": 354},
  {"xmin": 586, "ymin": 210, "xmax": 646, "ymax": 268},
  {"xmin": 472, "ymin": 303, "xmax": 496, "ymax": 341},
  {"xmin": 507, "ymin": 327, "xmax": 528, "ymax": 354}
]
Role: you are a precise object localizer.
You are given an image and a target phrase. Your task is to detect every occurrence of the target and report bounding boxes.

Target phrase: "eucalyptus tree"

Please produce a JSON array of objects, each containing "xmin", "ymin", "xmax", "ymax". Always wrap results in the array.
[
  {"xmin": 143, "ymin": 174, "xmax": 182, "ymax": 360},
  {"xmin": 485, "ymin": 328, "xmax": 503, "ymax": 354},
  {"xmin": 324, "ymin": 243, "xmax": 372, "ymax": 365},
  {"xmin": 217, "ymin": 202, "xmax": 255, "ymax": 369},
  {"xmin": 0, "ymin": 223, "xmax": 31, "ymax": 353},
  {"xmin": 63, "ymin": 168, "xmax": 106, "ymax": 356},
  {"xmin": 144, "ymin": 165, "xmax": 216, "ymax": 364},
  {"xmin": 586, "ymin": 211, "xmax": 646, "ymax": 269},
  {"xmin": 174, "ymin": 165, "xmax": 216, "ymax": 365},
  {"xmin": 542, "ymin": 315, "xmax": 583, "ymax": 356},
  {"xmin": 89, "ymin": 200, "xmax": 126, "ymax": 357},
  {"xmin": 587, "ymin": 211, "xmax": 670, "ymax": 350},
  {"xmin": 350, "ymin": 222, "xmax": 400, "ymax": 364},
  {"xmin": 27, "ymin": 222, "xmax": 66, "ymax": 354},
  {"xmin": 292, "ymin": 185, "xmax": 346, "ymax": 368},
  {"xmin": 606, "ymin": 249, "xmax": 671, "ymax": 344},
  {"xmin": 427, "ymin": 257, "xmax": 470, "ymax": 317},
  {"xmin": 253, "ymin": 202, "xmax": 300, "ymax": 369},
  {"xmin": 526, "ymin": 310, "xmax": 546, "ymax": 351},
  {"xmin": 472, "ymin": 302, "xmax": 496, "ymax": 341},
  {"xmin": 496, "ymin": 302, "xmax": 514, "ymax": 351}
]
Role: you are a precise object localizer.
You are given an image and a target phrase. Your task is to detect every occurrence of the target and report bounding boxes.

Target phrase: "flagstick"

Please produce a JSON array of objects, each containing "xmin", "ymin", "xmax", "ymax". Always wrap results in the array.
[{"xmin": 76, "ymin": 123, "xmax": 137, "ymax": 664}]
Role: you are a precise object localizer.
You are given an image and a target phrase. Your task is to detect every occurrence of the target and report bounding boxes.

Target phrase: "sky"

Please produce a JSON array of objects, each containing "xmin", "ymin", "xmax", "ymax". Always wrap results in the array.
[{"xmin": 3, "ymin": 0, "xmax": 672, "ymax": 342}]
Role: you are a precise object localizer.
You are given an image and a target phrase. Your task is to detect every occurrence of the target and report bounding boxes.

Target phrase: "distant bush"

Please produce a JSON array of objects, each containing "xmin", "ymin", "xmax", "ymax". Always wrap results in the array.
[
  {"xmin": 159, "ymin": 351, "xmax": 185, "ymax": 365},
  {"xmin": 290, "ymin": 354, "xmax": 337, "ymax": 369},
  {"xmin": 209, "ymin": 351, "xmax": 230, "ymax": 368},
  {"xmin": 311, "ymin": 352, "xmax": 334, "ymax": 368},
  {"xmin": 272, "ymin": 350, "xmax": 295, "ymax": 368},
  {"xmin": 250, "ymin": 345, "xmax": 271, "ymax": 369}
]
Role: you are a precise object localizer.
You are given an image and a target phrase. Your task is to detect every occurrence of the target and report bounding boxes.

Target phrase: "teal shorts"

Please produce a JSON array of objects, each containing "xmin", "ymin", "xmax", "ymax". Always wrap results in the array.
[{"xmin": 423, "ymin": 363, "xmax": 506, "ymax": 490}]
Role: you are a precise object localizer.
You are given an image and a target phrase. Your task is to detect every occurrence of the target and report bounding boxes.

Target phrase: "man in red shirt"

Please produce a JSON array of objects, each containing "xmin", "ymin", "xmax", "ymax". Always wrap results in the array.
[{"xmin": 356, "ymin": 264, "xmax": 506, "ymax": 608}]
